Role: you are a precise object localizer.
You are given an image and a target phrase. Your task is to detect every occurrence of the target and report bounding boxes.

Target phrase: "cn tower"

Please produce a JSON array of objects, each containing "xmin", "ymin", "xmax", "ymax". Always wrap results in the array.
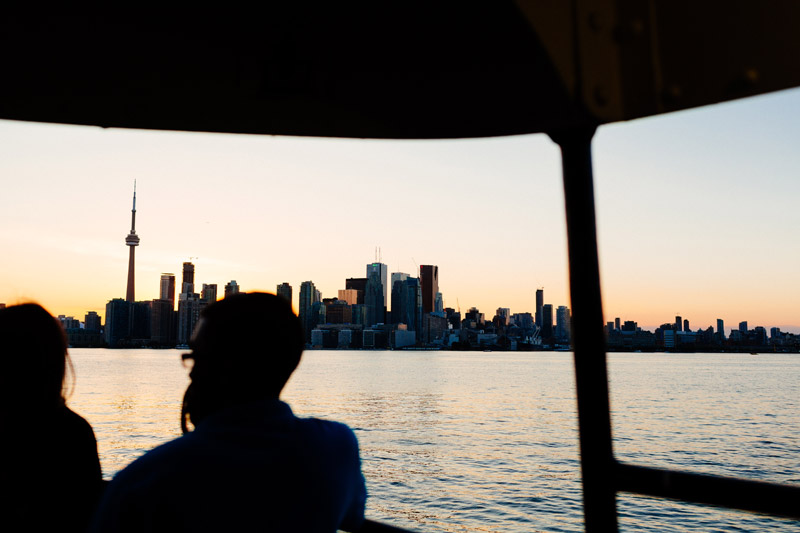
[{"xmin": 125, "ymin": 181, "xmax": 140, "ymax": 302}]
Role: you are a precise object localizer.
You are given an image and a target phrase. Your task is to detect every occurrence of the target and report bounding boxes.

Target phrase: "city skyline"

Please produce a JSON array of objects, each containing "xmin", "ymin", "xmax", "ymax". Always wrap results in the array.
[{"xmin": 2, "ymin": 88, "xmax": 800, "ymax": 332}]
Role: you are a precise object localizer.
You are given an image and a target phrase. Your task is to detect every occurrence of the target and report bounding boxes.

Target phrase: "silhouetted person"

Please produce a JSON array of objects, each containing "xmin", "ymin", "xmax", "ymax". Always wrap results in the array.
[
  {"xmin": 0, "ymin": 303, "xmax": 103, "ymax": 533},
  {"xmin": 92, "ymin": 293, "xmax": 367, "ymax": 532}
]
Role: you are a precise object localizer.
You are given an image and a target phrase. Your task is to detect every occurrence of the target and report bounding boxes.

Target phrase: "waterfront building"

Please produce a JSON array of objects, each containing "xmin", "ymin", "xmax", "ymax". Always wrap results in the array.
[
  {"xmin": 434, "ymin": 292, "xmax": 444, "ymax": 315},
  {"xmin": 364, "ymin": 271, "xmax": 385, "ymax": 326},
  {"xmin": 338, "ymin": 289, "xmax": 360, "ymax": 306},
  {"xmin": 683, "ymin": 319, "xmax": 690, "ymax": 332},
  {"xmin": 420, "ymin": 265, "xmax": 438, "ymax": 313},
  {"xmin": 105, "ymin": 298, "xmax": 130, "ymax": 348},
  {"xmin": 366, "ymin": 262, "xmax": 388, "ymax": 306},
  {"xmin": 276, "ymin": 282, "xmax": 292, "ymax": 304},
  {"xmin": 224, "ymin": 280, "xmax": 240, "ymax": 298},
  {"xmin": 614, "ymin": 317, "xmax": 621, "ymax": 331},
  {"xmin": 556, "ymin": 305, "xmax": 571, "ymax": 342},
  {"xmin": 177, "ymin": 292, "xmax": 201, "ymax": 344},
  {"xmin": 84, "ymin": 311, "xmax": 101, "ymax": 332},
  {"xmin": 130, "ymin": 301, "xmax": 151, "ymax": 342},
  {"xmin": 392, "ymin": 277, "xmax": 422, "ymax": 332},
  {"xmin": 512, "ymin": 312, "xmax": 534, "ymax": 330},
  {"xmin": 717, "ymin": 319, "xmax": 725, "ymax": 340},
  {"xmin": 535, "ymin": 289, "xmax": 543, "ymax": 328},
  {"xmin": 423, "ymin": 313, "xmax": 448, "ymax": 344},
  {"xmin": 675, "ymin": 315, "xmax": 682, "ymax": 332},
  {"xmin": 299, "ymin": 281, "xmax": 319, "ymax": 341},
  {"xmin": 182, "ymin": 262, "xmax": 195, "ymax": 294},
  {"xmin": 496, "ymin": 308, "xmax": 511, "ymax": 326},
  {"xmin": 393, "ymin": 328, "xmax": 416, "ymax": 349},
  {"xmin": 160, "ymin": 274, "xmax": 176, "ymax": 306},
  {"xmin": 542, "ymin": 304, "xmax": 553, "ymax": 339},
  {"xmin": 465, "ymin": 307, "xmax": 484, "ymax": 327},
  {"xmin": 345, "ymin": 278, "xmax": 367, "ymax": 304},
  {"xmin": 445, "ymin": 308, "xmax": 462, "ymax": 330},
  {"xmin": 325, "ymin": 299, "xmax": 352, "ymax": 324},
  {"xmin": 739, "ymin": 321, "xmax": 748, "ymax": 333},
  {"xmin": 201, "ymin": 284, "xmax": 218, "ymax": 305},
  {"xmin": 390, "ymin": 272, "xmax": 409, "ymax": 313},
  {"xmin": 151, "ymin": 298, "xmax": 176, "ymax": 346}
]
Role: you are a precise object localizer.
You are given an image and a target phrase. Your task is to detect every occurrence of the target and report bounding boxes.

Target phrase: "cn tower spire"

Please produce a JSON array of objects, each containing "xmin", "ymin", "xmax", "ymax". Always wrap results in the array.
[{"xmin": 125, "ymin": 181, "xmax": 140, "ymax": 302}]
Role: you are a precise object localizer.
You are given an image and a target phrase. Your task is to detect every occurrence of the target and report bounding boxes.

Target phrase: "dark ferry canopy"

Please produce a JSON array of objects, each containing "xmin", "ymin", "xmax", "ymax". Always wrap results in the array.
[{"xmin": 1, "ymin": 2, "xmax": 799, "ymax": 139}]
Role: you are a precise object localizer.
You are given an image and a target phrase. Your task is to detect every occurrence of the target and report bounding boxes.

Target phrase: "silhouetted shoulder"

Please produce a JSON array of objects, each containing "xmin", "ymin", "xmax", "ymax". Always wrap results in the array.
[{"xmin": 92, "ymin": 400, "xmax": 366, "ymax": 533}]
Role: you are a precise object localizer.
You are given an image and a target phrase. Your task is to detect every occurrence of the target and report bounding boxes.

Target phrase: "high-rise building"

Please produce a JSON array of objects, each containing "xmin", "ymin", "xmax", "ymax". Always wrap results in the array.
[
  {"xmin": 84, "ymin": 311, "xmax": 101, "ymax": 332},
  {"xmin": 614, "ymin": 317, "xmax": 621, "ymax": 331},
  {"xmin": 535, "ymin": 289, "xmax": 544, "ymax": 328},
  {"xmin": 299, "ymin": 281, "xmax": 318, "ymax": 341},
  {"xmin": 160, "ymin": 273, "xmax": 176, "ymax": 306},
  {"xmin": 177, "ymin": 292, "xmax": 201, "ymax": 345},
  {"xmin": 224, "ymin": 280, "xmax": 240, "ymax": 298},
  {"xmin": 496, "ymin": 307, "xmax": 511, "ymax": 326},
  {"xmin": 392, "ymin": 277, "xmax": 422, "ymax": 332},
  {"xmin": 420, "ymin": 265, "xmax": 439, "ymax": 313},
  {"xmin": 345, "ymin": 278, "xmax": 367, "ymax": 304},
  {"xmin": 201, "ymin": 284, "xmax": 218, "ymax": 305},
  {"xmin": 683, "ymin": 319, "xmax": 690, "ymax": 332},
  {"xmin": 125, "ymin": 182, "xmax": 140, "ymax": 302},
  {"xmin": 151, "ymin": 298, "xmax": 176, "ymax": 347},
  {"xmin": 366, "ymin": 263, "xmax": 388, "ymax": 307},
  {"xmin": 276, "ymin": 282, "xmax": 292, "ymax": 304},
  {"xmin": 556, "ymin": 305, "xmax": 571, "ymax": 342},
  {"xmin": 542, "ymin": 304, "xmax": 554, "ymax": 339},
  {"xmin": 390, "ymin": 272, "xmax": 409, "ymax": 312},
  {"xmin": 364, "ymin": 271, "xmax": 385, "ymax": 326},
  {"xmin": 338, "ymin": 289, "xmax": 360, "ymax": 306},
  {"xmin": 675, "ymin": 315, "xmax": 682, "ymax": 332},
  {"xmin": 717, "ymin": 319, "xmax": 725, "ymax": 340},
  {"xmin": 739, "ymin": 321, "xmax": 748, "ymax": 332},
  {"xmin": 105, "ymin": 298, "xmax": 131, "ymax": 348},
  {"xmin": 182, "ymin": 262, "xmax": 195, "ymax": 294}
]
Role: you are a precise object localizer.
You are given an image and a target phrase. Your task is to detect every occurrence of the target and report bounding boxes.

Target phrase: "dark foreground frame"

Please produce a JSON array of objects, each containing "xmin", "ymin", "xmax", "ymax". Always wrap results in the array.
[{"xmin": 553, "ymin": 127, "xmax": 800, "ymax": 532}]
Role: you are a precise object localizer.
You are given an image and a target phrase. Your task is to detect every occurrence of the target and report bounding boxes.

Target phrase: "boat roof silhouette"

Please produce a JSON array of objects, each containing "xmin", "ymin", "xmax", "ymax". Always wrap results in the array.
[{"xmin": 2, "ymin": 3, "xmax": 798, "ymax": 532}]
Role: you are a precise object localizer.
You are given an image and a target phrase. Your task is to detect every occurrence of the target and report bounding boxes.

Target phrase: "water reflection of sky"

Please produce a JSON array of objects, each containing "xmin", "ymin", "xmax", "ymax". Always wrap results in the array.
[{"xmin": 68, "ymin": 349, "xmax": 799, "ymax": 532}]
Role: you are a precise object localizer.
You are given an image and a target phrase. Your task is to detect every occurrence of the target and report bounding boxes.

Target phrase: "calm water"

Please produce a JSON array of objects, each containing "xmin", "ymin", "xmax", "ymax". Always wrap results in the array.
[{"xmin": 68, "ymin": 349, "xmax": 800, "ymax": 532}]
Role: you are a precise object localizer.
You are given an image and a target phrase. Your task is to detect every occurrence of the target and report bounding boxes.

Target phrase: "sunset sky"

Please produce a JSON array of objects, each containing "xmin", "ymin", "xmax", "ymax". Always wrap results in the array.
[{"xmin": 2, "ymin": 87, "xmax": 799, "ymax": 333}]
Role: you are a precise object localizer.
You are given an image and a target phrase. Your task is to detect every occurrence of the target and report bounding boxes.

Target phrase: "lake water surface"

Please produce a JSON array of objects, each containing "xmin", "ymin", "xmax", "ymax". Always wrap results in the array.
[{"xmin": 68, "ymin": 349, "xmax": 800, "ymax": 532}]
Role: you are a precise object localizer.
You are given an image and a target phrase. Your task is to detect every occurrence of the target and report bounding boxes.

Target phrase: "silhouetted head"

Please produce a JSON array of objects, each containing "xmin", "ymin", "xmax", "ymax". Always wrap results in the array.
[
  {"xmin": 181, "ymin": 292, "xmax": 304, "ymax": 432},
  {"xmin": 0, "ymin": 303, "xmax": 71, "ymax": 416}
]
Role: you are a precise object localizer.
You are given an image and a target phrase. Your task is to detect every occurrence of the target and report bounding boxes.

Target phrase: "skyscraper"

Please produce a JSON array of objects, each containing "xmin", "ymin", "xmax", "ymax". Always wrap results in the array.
[
  {"xmin": 420, "ymin": 265, "xmax": 438, "ymax": 313},
  {"xmin": 182, "ymin": 262, "xmax": 195, "ymax": 294},
  {"xmin": 125, "ymin": 182, "xmax": 140, "ymax": 302},
  {"xmin": 717, "ymin": 319, "xmax": 725, "ymax": 340},
  {"xmin": 366, "ymin": 262, "xmax": 388, "ymax": 307},
  {"xmin": 160, "ymin": 273, "xmax": 176, "ymax": 306},
  {"xmin": 364, "ymin": 271, "xmax": 385, "ymax": 326},
  {"xmin": 390, "ymin": 272, "xmax": 409, "ymax": 313},
  {"xmin": 675, "ymin": 315, "xmax": 682, "ymax": 332},
  {"xmin": 276, "ymin": 282, "xmax": 292, "ymax": 304},
  {"xmin": 338, "ymin": 289, "xmax": 360, "ymax": 306},
  {"xmin": 177, "ymin": 262, "xmax": 200, "ymax": 345},
  {"xmin": 201, "ymin": 284, "xmax": 218, "ymax": 305},
  {"xmin": 535, "ymin": 288, "xmax": 543, "ymax": 328},
  {"xmin": 224, "ymin": 280, "xmax": 240, "ymax": 298},
  {"xmin": 542, "ymin": 304, "xmax": 554, "ymax": 339},
  {"xmin": 345, "ymin": 278, "xmax": 367, "ymax": 304},
  {"xmin": 299, "ymin": 281, "xmax": 319, "ymax": 341},
  {"xmin": 392, "ymin": 277, "xmax": 422, "ymax": 332},
  {"xmin": 556, "ymin": 305, "xmax": 571, "ymax": 342}
]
